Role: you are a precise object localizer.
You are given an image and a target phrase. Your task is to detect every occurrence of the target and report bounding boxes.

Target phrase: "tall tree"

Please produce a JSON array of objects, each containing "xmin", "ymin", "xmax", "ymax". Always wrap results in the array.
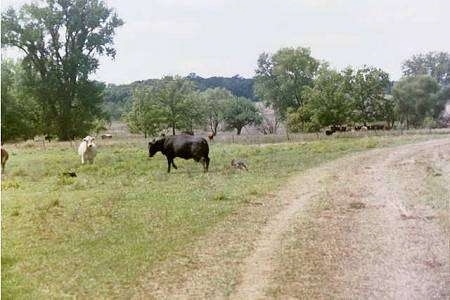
[
  {"xmin": 1, "ymin": 0, "xmax": 123, "ymax": 140},
  {"xmin": 125, "ymin": 87, "xmax": 167, "ymax": 138},
  {"xmin": 435, "ymin": 85, "xmax": 450, "ymax": 123},
  {"xmin": 223, "ymin": 97, "xmax": 262, "ymax": 135},
  {"xmin": 126, "ymin": 76, "xmax": 204, "ymax": 136},
  {"xmin": 156, "ymin": 76, "xmax": 204, "ymax": 135},
  {"xmin": 199, "ymin": 87, "xmax": 234, "ymax": 135},
  {"xmin": 392, "ymin": 75, "xmax": 440, "ymax": 128},
  {"xmin": 298, "ymin": 68, "xmax": 353, "ymax": 131},
  {"xmin": 254, "ymin": 47, "xmax": 320, "ymax": 119},
  {"xmin": 375, "ymin": 95, "xmax": 397, "ymax": 128},
  {"xmin": 402, "ymin": 52, "xmax": 450, "ymax": 86},
  {"xmin": 345, "ymin": 66, "xmax": 390, "ymax": 125},
  {"xmin": 1, "ymin": 59, "xmax": 42, "ymax": 141}
]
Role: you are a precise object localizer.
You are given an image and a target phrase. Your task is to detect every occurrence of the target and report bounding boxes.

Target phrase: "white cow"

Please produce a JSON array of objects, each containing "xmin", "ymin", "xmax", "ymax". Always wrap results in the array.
[{"xmin": 78, "ymin": 136, "xmax": 97, "ymax": 164}]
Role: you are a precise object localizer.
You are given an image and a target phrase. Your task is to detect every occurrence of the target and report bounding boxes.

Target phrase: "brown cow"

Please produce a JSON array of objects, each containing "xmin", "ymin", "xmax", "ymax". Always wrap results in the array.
[
  {"xmin": 207, "ymin": 132, "xmax": 214, "ymax": 141},
  {"xmin": 1, "ymin": 147, "xmax": 9, "ymax": 173}
]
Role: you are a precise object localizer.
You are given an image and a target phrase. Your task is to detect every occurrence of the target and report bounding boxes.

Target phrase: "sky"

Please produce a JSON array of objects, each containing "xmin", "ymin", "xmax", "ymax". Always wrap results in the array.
[{"xmin": 2, "ymin": 0, "xmax": 449, "ymax": 84}]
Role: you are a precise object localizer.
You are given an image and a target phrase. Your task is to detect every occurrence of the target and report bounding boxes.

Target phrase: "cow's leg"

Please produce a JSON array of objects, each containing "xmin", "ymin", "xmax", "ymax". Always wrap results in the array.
[
  {"xmin": 204, "ymin": 156, "xmax": 210, "ymax": 172},
  {"xmin": 81, "ymin": 155, "xmax": 85, "ymax": 164},
  {"xmin": 171, "ymin": 159, "xmax": 178, "ymax": 169},
  {"xmin": 199, "ymin": 158, "xmax": 205, "ymax": 170},
  {"xmin": 167, "ymin": 158, "xmax": 172, "ymax": 173}
]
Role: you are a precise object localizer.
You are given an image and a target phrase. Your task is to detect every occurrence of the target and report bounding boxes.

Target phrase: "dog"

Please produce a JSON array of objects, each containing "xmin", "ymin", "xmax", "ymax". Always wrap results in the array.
[{"xmin": 231, "ymin": 159, "xmax": 248, "ymax": 171}]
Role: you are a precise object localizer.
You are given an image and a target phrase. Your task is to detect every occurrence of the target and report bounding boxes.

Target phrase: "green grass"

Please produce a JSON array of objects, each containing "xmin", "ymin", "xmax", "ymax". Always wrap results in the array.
[{"xmin": 1, "ymin": 135, "xmax": 445, "ymax": 298}]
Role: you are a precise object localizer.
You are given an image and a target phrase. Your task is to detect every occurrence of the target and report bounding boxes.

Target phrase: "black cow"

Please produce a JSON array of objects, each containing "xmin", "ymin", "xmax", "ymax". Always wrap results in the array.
[
  {"xmin": 148, "ymin": 135, "xmax": 210, "ymax": 173},
  {"xmin": 44, "ymin": 134, "xmax": 54, "ymax": 142},
  {"xmin": 325, "ymin": 129, "xmax": 334, "ymax": 136}
]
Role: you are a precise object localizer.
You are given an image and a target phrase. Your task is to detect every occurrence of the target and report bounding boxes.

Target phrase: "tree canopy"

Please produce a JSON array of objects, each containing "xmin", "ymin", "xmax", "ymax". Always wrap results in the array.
[
  {"xmin": 254, "ymin": 47, "xmax": 320, "ymax": 119},
  {"xmin": 299, "ymin": 69, "xmax": 353, "ymax": 131},
  {"xmin": 126, "ymin": 76, "xmax": 205, "ymax": 137},
  {"xmin": 199, "ymin": 87, "xmax": 234, "ymax": 135},
  {"xmin": 1, "ymin": 0, "xmax": 123, "ymax": 140},
  {"xmin": 1, "ymin": 60, "xmax": 42, "ymax": 141},
  {"xmin": 223, "ymin": 97, "xmax": 262, "ymax": 135},
  {"xmin": 187, "ymin": 73, "xmax": 256, "ymax": 100},
  {"xmin": 346, "ymin": 66, "xmax": 391, "ymax": 124},
  {"xmin": 285, "ymin": 66, "xmax": 392, "ymax": 132},
  {"xmin": 402, "ymin": 52, "xmax": 450, "ymax": 86},
  {"xmin": 392, "ymin": 75, "xmax": 440, "ymax": 128}
]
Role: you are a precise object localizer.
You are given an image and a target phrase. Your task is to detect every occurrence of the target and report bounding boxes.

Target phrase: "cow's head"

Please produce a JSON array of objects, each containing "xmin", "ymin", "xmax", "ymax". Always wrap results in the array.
[
  {"xmin": 148, "ymin": 139, "xmax": 159, "ymax": 157},
  {"xmin": 83, "ymin": 136, "xmax": 95, "ymax": 148}
]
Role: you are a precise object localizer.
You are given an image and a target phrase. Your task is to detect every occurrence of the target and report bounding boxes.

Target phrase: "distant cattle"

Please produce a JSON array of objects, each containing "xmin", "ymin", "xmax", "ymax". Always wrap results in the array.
[
  {"xmin": 208, "ymin": 132, "xmax": 214, "ymax": 141},
  {"xmin": 45, "ymin": 134, "xmax": 54, "ymax": 142},
  {"xmin": 78, "ymin": 136, "xmax": 97, "ymax": 164},
  {"xmin": 325, "ymin": 129, "xmax": 334, "ymax": 136},
  {"xmin": 1, "ymin": 147, "xmax": 9, "ymax": 173},
  {"xmin": 370, "ymin": 124, "xmax": 385, "ymax": 130},
  {"xmin": 330, "ymin": 125, "xmax": 347, "ymax": 132},
  {"xmin": 101, "ymin": 134, "xmax": 113, "ymax": 139},
  {"xmin": 148, "ymin": 135, "xmax": 210, "ymax": 173},
  {"xmin": 326, "ymin": 125, "xmax": 348, "ymax": 136}
]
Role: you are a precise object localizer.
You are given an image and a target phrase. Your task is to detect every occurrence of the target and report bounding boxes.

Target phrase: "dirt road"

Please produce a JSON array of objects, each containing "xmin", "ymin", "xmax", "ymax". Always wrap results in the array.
[{"xmin": 135, "ymin": 138, "xmax": 450, "ymax": 299}]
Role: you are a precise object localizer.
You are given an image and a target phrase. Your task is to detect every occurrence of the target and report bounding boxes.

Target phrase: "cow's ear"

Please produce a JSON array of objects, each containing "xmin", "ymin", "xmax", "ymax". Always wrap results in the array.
[{"xmin": 152, "ymin": 138, "xmax": 156, "ymax": 142}]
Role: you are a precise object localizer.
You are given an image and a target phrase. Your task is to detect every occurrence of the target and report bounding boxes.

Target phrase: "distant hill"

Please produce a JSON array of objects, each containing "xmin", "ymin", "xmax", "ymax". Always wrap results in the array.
[
  {"xmin": 186, "ymin": 73, "xmax": 256, "ymax": 100},
  {"xmin": 103, "ymin": 75, "xmax": 256, "ymax": 120}
]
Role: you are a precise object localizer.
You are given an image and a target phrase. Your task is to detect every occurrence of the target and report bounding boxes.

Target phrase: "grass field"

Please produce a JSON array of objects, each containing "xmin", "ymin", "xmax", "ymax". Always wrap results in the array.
[{"xmin": 1, "ymin": 134, "xmax": 447, "ymax": 298}]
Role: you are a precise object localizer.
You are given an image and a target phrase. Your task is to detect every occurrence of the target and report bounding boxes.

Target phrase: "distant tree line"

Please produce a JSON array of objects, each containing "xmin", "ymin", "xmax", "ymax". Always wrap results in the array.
[
  {"xmin": 125, "ymin": 76, "xmax": 261, "ymax": 137},
  {"xmin": 254, "ymin": 48, "xmax": 450, "ymax": 132},
  {"xmin": 186, "ymin": 73, "xmax": 256, "ymax": 100},
  {"xmin": 103, "ymin": 74, "xmax": 257, "ymax": 121}
]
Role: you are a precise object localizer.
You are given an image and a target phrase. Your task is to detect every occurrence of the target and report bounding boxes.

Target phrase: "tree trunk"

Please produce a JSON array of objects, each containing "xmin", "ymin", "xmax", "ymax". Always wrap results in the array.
[
  {"xmin": 57, "ymin": 90, "xmax": 74, "ymax": 140},
  {"xmin": 58, "ymin": 120, "xmax": 72, "ymax": 141},
  {"xmin": 236, "ymin": 127, "xmax": 242, "ymax": 135}
]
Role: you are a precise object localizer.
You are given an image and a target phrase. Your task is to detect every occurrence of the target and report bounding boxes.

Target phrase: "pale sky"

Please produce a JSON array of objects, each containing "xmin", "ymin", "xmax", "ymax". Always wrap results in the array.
[{"xmin": 2, "ymin": 0, "xmax": 449, "ymax": 84}]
